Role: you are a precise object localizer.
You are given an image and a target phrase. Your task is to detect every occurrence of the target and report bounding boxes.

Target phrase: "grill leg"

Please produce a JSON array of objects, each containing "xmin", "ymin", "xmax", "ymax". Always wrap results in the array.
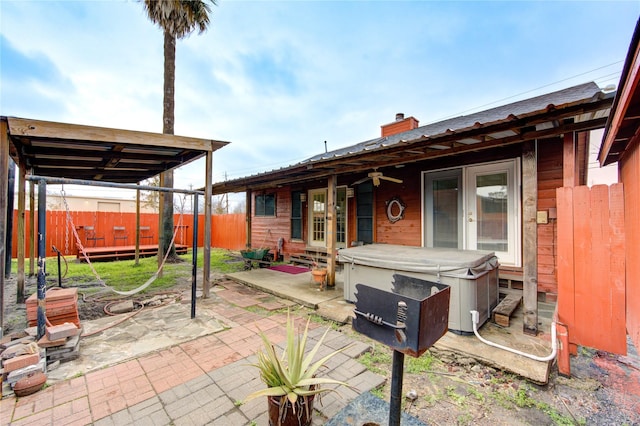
[{"xmin": 389, "ymin": 350, "xmax": 404, "ymax": 426}]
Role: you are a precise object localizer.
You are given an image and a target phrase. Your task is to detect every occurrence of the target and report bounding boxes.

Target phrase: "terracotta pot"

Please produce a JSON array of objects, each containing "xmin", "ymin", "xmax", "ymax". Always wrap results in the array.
[
  {"xmin": 311, "ymin": 269, "xmax": 327, "ymax": 283},
  {"xmin": 13, "ymin": 371, "xmax": 47, "ymax": 397},
  {"xmin": 267, "ymin": 394, "xmax": 315, "ymax": 426}
]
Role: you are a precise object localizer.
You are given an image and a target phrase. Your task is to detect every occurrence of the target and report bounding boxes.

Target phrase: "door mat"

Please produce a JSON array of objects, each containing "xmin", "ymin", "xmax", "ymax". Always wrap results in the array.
[{"xmin": 268, "ymin": 264, "xmax": 310, "ymax": 274}]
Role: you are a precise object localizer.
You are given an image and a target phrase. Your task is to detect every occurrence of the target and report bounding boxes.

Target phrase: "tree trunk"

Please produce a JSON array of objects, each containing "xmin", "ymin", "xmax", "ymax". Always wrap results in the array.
[{"xmin": 162, "ymin": 30, "xmax": 177, "ymax": 260}]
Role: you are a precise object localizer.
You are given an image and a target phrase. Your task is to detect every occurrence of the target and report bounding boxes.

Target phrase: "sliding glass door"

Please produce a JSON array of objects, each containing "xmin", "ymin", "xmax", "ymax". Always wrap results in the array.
[{"xmin": 424, "ymin": 160, "xmax": 520, "ymax": 266}]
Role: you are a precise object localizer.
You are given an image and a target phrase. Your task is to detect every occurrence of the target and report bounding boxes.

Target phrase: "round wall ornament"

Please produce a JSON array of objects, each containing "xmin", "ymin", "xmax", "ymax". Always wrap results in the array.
[{"xmin": 386, "ymin": 196, "xmax": 406, "ymax": 223}]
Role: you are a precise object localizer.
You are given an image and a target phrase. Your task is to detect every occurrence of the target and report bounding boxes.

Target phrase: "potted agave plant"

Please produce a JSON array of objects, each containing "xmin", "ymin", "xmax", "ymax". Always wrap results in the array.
[{"xmin": 244, "ymin": 312, "xmax": 350, "ymax": 426}]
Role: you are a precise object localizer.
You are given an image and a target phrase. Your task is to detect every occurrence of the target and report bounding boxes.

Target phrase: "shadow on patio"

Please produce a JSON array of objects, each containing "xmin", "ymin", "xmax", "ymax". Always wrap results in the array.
[{"xmin": 225, "ymin": 266, "xmax": 556, "ymax": 384}]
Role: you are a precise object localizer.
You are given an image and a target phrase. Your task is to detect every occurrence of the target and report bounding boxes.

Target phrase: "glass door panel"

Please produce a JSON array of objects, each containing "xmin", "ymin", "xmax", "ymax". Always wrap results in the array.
[
  {"xmin": 474, "ymin": 173, "xmax": 508, "ymax": 252},
  {"xmin": 425, "ymin": 170, "xmax": 462, "ymax": 249},
  {"xmin": 336, "ymin": 187, "xmax": 347, "ymax": 248},
  {"xmin": 309, "ymin": 189, "xmax": 326, "ymax": 247},
  {"xmin": 465, "ymin": 160, "xmax": 519, "ymax": 265}
]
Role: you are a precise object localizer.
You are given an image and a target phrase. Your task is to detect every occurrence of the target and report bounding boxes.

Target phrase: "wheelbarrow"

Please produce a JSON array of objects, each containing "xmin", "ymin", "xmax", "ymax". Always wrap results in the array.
[{"xmin": 241, "ymin": 248, "xmax": 272, "ymax": 270}]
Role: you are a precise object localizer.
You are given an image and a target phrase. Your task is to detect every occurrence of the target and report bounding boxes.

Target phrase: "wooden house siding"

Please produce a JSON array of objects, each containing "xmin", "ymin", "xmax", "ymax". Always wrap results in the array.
[
  {"xmin": 250, "ymin": 189, "xmax": 304, "ymax": 255},
  {"xmin": 373, "ymin": 167, "xmax": 422, "ymax": 246},
  {"xmin": 536, "ymin": 138, "xmax": 563, "ymax": 300},
  {"xmin": 247, "ymin": 139, "xmax": 584, "ymax": 301}
]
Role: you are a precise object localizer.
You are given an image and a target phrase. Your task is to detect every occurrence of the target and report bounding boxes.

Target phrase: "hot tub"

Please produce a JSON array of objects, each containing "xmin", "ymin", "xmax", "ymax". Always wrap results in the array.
[{"xmin": 338, "ymin": 244, "xmax": 499, "ymax": 334}]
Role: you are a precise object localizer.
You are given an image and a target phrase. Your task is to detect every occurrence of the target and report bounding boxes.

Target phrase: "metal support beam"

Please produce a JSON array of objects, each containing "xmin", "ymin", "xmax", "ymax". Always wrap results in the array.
[
  {"xmin": 25, "ymin": 175, "xmax": 203, "ymax": 195},
  {"xmin": 29, "ymin": 180, "xmax": 35, "ymax": 276},
  {"xmin": 135, "ymin": 184, "xmax": 141, "ymax": 265},
  {"xmin": 389, "ymin": 350, "xmax": 405, "ymax": 426},
  {"xmin": 158, "ymin": 172, "xmax": 165, "ymax": 277},
  {"xmin": 245, "ymin": 190, "xmax": 252, "ymax": 249},
  {"xmin": 191, "ymin": 194, "xmax": 199, "ymax": 319},
  {"xmin": 203, "ymin": 150, "xmax": 213, "ymax": 298},
  {"xmin": 36, "ymin": 180, "xmax": 47, "ymax": 340}
]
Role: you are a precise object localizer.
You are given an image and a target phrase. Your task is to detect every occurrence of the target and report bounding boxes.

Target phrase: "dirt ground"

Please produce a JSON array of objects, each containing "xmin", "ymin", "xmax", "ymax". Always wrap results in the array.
[{"xmin": 2, "ymin": 271, "xmax": 639, "ymax": 425}]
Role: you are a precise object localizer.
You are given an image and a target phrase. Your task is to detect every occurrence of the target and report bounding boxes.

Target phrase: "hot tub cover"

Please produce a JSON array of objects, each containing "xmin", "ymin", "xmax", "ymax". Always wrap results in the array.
[{"xmin": 338, "ymin": 244, "xmax": 498, "ymax": 279}]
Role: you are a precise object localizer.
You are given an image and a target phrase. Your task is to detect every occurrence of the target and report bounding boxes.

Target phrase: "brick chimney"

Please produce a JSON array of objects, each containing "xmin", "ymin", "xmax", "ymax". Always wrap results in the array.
[{"xmin": 381, "ymin": 113, "xmax": 419, "ymax": 137}]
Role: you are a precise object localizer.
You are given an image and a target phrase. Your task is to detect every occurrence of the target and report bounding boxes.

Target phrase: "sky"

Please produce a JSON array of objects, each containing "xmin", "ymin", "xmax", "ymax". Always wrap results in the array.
[{"xmin": 1, "ymin": 1, "xmax": 638, "ymax": 203}]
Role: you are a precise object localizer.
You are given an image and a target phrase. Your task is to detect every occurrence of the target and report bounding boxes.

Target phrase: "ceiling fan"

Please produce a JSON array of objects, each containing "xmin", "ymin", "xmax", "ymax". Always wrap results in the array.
[{"xmin": 352, "ymin": 169, "xmax": 403, "ymax": 187}]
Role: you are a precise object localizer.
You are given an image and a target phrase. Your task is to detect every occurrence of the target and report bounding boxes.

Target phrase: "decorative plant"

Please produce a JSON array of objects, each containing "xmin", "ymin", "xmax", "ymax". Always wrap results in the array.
[{"xmin": 244, "ymin": 312, "xmax": 350, "ymax": 424}]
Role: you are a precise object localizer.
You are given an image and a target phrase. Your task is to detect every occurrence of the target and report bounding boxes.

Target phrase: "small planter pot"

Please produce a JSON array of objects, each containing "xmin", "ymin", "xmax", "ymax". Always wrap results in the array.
[
  {"xmin": 268, "ymin": 394, "xmax": 315, "ymax": 426},
  {"xmin": 311, "ymin": 268, "xmax": 327, "ymax": 282},
  {"xmin": 311, "ymin": 268, "xmax": 327, "ymax": 289}
]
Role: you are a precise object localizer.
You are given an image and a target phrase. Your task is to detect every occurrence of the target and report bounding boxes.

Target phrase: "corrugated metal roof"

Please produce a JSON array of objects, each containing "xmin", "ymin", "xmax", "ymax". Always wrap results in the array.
[
  {"xmin": 306, "ymin": 82, "xmax": 602, "ymax": 163},
  {"xmin": 211, "ymin": 81, "xmax": 612, "ymax": 194}
]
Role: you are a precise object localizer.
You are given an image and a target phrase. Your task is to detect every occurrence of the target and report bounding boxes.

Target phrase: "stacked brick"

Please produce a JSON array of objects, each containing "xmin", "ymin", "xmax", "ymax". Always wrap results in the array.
[
  {"xmin": 2, "ymin": 289, "xmax": 82, "ymax": 398},
  {"xmin": 1, "ymin": 333, "xmax": 45, "ymax": 397},
  {"xmin": 26, "ymin": 287, "xmax": 81, "ymax": 328}
]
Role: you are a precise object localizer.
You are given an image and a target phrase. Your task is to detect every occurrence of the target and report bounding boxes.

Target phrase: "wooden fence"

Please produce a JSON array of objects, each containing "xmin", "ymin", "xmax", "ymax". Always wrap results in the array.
[
  {"xmin": 557, "ymin": 184, "xmax": 626, "ymax": 355},
  {"xmin": 10, "ymin": 211, "xmax": 246, "ymax": 258}
]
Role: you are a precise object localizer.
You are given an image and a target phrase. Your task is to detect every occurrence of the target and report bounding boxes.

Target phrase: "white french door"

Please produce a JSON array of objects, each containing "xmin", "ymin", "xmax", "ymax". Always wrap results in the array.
[
  {"xmin": 309, "ymin": 189, "xmax": 326, "ymax": 247},
  {"xmin": 465, "ymin": 161, "xmax": 520, "ymax": 265},
  {"xmin": 308, "ymin": 187, "xmax": 348, "ymax": 248},
  {"xmin": 423, "ymin": 159, "xmax": 520, "ymax": 266}
]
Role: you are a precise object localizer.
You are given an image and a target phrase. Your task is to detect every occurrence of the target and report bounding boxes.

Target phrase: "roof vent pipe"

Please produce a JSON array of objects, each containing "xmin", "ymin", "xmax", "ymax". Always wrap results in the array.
[{"xmin": 395, "ymin": 113, "xmax": 405, "ymax": 121}]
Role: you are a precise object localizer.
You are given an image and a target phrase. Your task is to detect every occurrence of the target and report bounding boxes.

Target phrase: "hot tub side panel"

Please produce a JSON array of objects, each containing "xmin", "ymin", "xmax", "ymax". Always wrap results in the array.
[{"xmin": 345, "ymin": 263, "xmax": 498, "ymax": 333}]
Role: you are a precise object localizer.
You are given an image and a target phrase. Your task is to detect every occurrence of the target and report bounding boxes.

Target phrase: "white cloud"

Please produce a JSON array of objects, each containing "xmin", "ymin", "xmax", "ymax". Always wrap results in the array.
[{"xmin": 1, "ymin": 0, "xmax": 639, "ymax": 196}]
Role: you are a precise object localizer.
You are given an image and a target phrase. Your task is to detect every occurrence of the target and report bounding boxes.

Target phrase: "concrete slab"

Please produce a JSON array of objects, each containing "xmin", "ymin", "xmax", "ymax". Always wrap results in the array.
[
  {"xmin": 226, "ymin": 268, "xmax": 555, "ymax": 384},
  {"xmin": 47, "ymin": 301, "xmax": 226, "ymax": 382},
  {"xmin": 226, "ymin": 268, "xmax": 344, "ymax": 308}
]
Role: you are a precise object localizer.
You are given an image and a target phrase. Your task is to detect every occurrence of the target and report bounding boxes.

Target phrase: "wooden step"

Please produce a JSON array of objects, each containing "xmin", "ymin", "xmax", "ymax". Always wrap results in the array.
[{"xmin": 492, "ymin": 294, "xmax": 522, "ymax": 327}]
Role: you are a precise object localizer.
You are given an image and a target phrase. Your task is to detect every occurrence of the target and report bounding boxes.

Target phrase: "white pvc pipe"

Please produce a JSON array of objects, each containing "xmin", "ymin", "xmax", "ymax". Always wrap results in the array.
[{"xmin": 470, "ymin": 310, "xmax": 557, "ymax": 362}]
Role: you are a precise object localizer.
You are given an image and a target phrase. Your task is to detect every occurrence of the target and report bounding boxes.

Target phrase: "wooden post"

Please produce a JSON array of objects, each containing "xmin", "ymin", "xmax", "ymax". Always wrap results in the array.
[
  {"xmin": 522, "ymin": 141, "xmax": 538, "ymax": 335},
  {"xmin": 203, "ymin": 150, "xmax": 213, "ymax": 298},
  {"xmin": 17, "ymin": 165, "xmax": 26, "ymax": 303},
  {"xmin": 326, "ymin": 175, "xmax": 337, "ymax": 287},
  {"xmin": 0, "ymin": 119, "xmax": 9, "ymax": 337},
  {"xmin": 245, "ymin": 190, "xmax": 252, "ymax": 248},
  {"xmin": 563, "ymin": 132, "xmax": 577, "ymax": 187}
]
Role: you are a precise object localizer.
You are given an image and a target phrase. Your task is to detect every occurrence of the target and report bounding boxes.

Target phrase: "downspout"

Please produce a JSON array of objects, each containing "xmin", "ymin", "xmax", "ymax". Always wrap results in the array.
[{"xmin": 470, "ymin": 310, "xmax": 557, "ymax": 362}]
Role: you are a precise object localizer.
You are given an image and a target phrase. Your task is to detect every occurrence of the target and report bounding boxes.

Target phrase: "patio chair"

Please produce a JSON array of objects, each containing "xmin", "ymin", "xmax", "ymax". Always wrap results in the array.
[
  {"xmin": 139, "ymin": 226, "xmax": 153, "ymax": 243},
  {"xmin": 113, "ymin": 226, "xmax": 128, "ymax": 246},
  {"xmin": 85, "ymin": 226, "xmax": 105, "ymax": 247}
]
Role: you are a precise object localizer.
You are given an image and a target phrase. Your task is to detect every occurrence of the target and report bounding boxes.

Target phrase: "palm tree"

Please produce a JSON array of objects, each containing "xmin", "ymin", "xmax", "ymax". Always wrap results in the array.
[{"xmin": 141, "ymin": 0, "xmax": 216, "ymax": 261}]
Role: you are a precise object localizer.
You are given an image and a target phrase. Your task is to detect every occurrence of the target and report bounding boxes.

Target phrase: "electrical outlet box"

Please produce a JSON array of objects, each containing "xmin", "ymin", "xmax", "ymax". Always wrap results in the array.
[{"xmin": 536, "ymin": 211, "xmax": 548, "ymax": 224}]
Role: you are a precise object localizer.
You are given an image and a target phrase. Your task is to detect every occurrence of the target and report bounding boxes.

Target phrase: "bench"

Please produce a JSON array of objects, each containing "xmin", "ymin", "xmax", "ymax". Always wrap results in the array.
[{"xmin": 492, "ymin": 294, "xmax": 522, "ymax": 327}]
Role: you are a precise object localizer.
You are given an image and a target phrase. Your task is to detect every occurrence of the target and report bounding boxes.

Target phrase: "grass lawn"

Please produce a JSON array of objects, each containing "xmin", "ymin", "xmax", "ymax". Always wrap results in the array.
[{"xmin": 10, "ymin": 248, "xmax": 246, "ymax": 295}]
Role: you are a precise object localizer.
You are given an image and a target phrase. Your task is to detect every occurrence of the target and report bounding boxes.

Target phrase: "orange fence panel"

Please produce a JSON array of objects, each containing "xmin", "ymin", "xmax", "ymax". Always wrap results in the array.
[
  {"xmin": 556, "ymin": 184, "xmax": 626, "ymax": 356},
  {"xmin": 10, "ymin": 210, "xmax": 245, "ymax": 258},
  {"xmin": 211, "ymin": 214, "xmax": 246, "ymax": 250}
]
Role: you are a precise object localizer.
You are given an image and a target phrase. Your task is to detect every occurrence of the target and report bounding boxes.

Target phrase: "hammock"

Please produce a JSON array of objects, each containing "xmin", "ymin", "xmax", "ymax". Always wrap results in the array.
[{"xmin": 61, "ymin": 187, "xmax": 186, "ymax": 296}]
